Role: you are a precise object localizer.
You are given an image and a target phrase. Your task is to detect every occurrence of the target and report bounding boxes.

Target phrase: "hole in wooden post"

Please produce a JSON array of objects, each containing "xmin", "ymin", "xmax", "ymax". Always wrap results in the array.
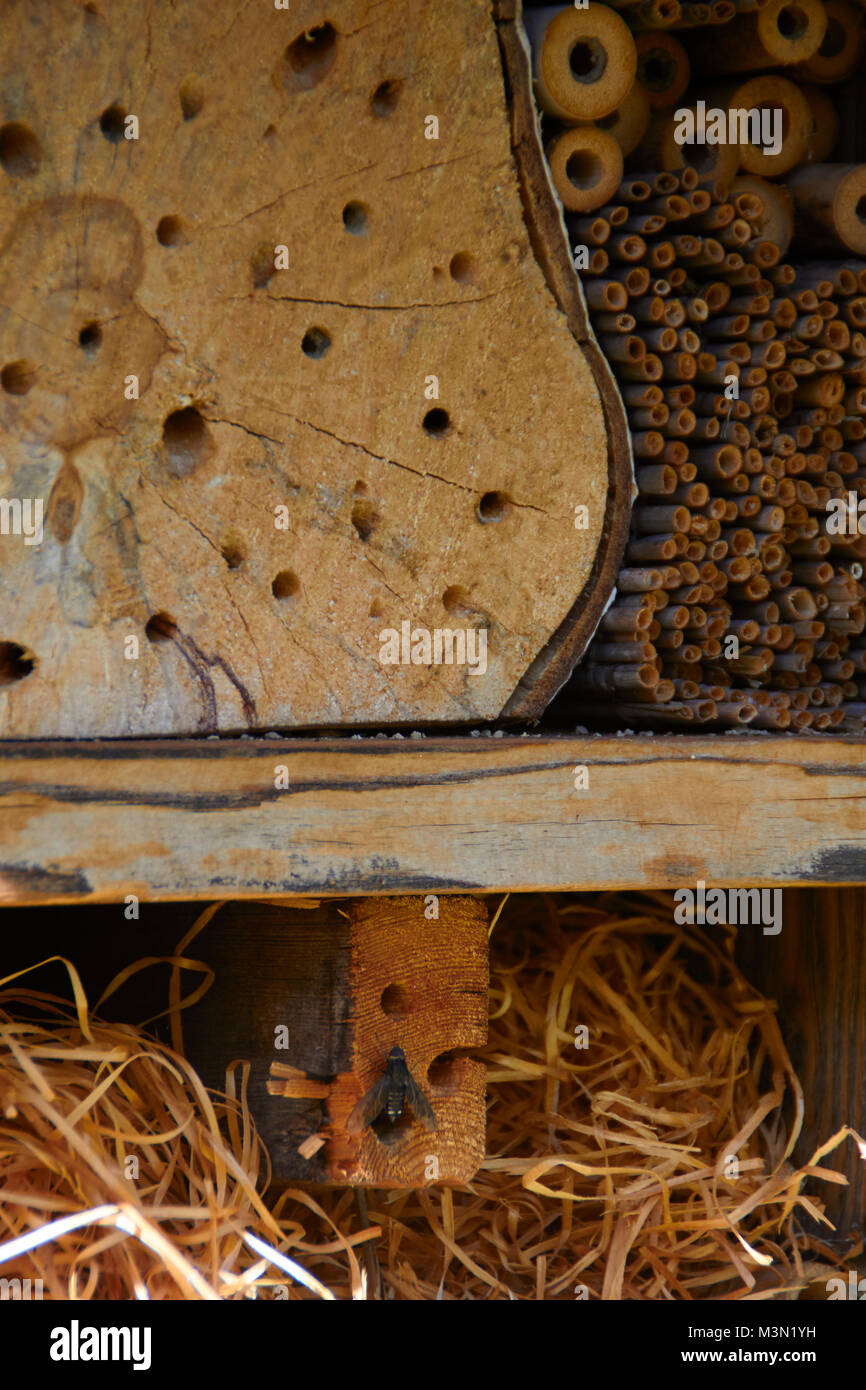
[
  {"xmin": 427, "ymin": 1051, "xmax": 462, "ymax": 1093},
  {"xmin": 220, "ymin": 533, "xmax": 246, "ymax": 570},
  {"xmin": 156, "ymin": 215, "xmax": 186, "ymax": 247},
  {"xmin": 281, "ymin": 22, "xmax": 337, "ymax": 91},
  {"xmin": 99, "ymin": 105, "xmax": 127, "ymax": 143},
  {"xmin": 0, "ymin": 642, "xmax": 35, "ymax": 685},
  {"xmin": 78, "ymin": 322, "xmax": 102, "ymax": 356},
  {"xmin": 161, "ymin": 407, "xmax": 213, "ymax": 476},
  {"xmin": 179, "ymin": 78, "xmax": 204, "ymax": 120},
  {"xmin": 342, "ymin": 201, "xmax": 369, "ymax": 235},
  {"xmin": 449, "ymin": 251, "xmax": 478, "ymax": 284},
  {"xmin": 301, "ymin": 326, "xmax": 331, "ymax": 358},
  {"xmin": 370, "ymin": 77, "xmax": 402, "ymax": 116},
  {"xmin": 477, "ymin": 491, "xmax": 511, "ymax": 523},
  {"xmin": 1, "ymin": 360, "xmax": 37, "ymax": 395},
  {"xmin": 351, "ymin": 498, "xmax": 378, "ymax": 542},
  {"xmin": 423, "ymin": 407, "xmax": 450, "ymax": 436},
  {"xmin": 380, "ymin": 983, "xmax": 411, "ymax": 1018},
  {"xmin": 272, "ymin": 569, "xmax": 300, "ymax": 601},
  {"xmin": 145, "ymin": 612, "xmax": 177, "ymax": 643},
  {"xmin": 0, "ymin": 122, "xmax": 42, "ymax": 176}
]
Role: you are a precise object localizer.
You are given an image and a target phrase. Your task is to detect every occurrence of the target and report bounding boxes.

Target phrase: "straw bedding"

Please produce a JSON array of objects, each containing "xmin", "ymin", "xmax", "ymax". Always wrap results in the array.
[{"xmin": 0, "ymin": 893, "xmax": 862, "ymax": 1299}]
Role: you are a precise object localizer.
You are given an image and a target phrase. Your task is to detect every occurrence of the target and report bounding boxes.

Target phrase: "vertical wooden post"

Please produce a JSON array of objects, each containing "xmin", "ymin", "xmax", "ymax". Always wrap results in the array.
[
  {"xmin": 736, "ymin": 888, "xmax": 866, "ymax": 1239},
  {"xmin": 182, "ymin": 896, "xmax": 489, "ymax": 1187}
]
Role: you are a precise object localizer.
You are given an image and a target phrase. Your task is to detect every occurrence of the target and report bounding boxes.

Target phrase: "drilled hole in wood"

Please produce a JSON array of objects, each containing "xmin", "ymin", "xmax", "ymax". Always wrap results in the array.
[
  {"xmin": 1, "ymin": 360, "xmax": 37, "ymax": 395},
  {"xmin": 369, "ymin": 599, "xmax": 385, "ymax": 619},
  {"xmin": 427, "ymin": 1052, "xmax": 462, "ymax": 1093},
  {"xmin": 145, "ymin": 612, "xmax": 177, "ymax": 643},
  {"xmin": 282, "ymin": 22, "xmax": 337, "ymax": 91},
  {"xmin": 99, "ymin": 105, "xmax": 127, "ymax": 143},
  {"xmin": 272, "ymin": 569, "xmax": 300, "ymax": 601},
  {"xmin": 442, "ymin": 585, "xmax": 470, "ymax": 615},
  {"xmin": 250, "ymin": 243, "xmax": 275, "ymax": 289},
  {"xmin": 351, "ymin": 498, "xmax": 378, "ymax": 542},
  {"xmin": 220, "ymin": 534, "xmax": 246, "ymax": 570},
  {"xmin": 449, "ymin": 251, "xmax": 478, "ymax": 284},
  {"xmin": 301, "ymin": 326, "xmax": 331, "ymax": 358},
  {"xmin": 179, "ymin": 78, "xmax": 204, "ymax": 121},
  {"xmin": 0, "ymin": 122, "xmax": 41, "ymax": 177},
  {"xmin": 370, "ymin": 77, "xmax": 402, "ymax": 117},
  {"xmin": 477, "ymin": 491, "xmax": 511, "ymax": 523},
  {"xmin": 161, "ymin": 407, "xmax": 212, "ymax": 475},
  {"xmin": 78, "ymin": 322, "xmax": 102, "ymax": 356},
  {"xmin": 342, "ymin": 201, "xmax": 369, "ymax": 235},
  {"xmin": 0, "ymin": 642, "xmax": 35, "ymax": 685},
  {"xmin": 380, "ymin": 983, "xmax": 412, "ymax": 1018},
  {"xmin": 353, "ymin": 479, "xmax": 368, "ymax": 495},
  {"xmin": 156, "ymin": 215, "xmax": 186, "ymax": 247},
  {"xmin": 423, "ymin": 407, "xmax": 450, "ymax": 436},
  {"xmin": 442, "ymin": 585, "xmax": 487, "ymax": 623}
]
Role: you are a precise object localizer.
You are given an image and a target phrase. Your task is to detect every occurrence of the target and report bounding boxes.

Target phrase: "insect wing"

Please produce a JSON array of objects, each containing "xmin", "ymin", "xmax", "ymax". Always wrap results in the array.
[
  {"xmin": 404, "ymin": 1070, "xmax": 437, "ymax": 1132},
  {"xmin": 347, "ymin": 1071, "xmax": 391, "ymax": 1134}
]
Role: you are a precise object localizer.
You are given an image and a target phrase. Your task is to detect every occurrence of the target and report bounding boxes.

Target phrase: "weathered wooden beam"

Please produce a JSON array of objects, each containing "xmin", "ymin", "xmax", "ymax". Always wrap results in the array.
[{"xmin": 1, "ymin": 735, "xmax": 866, "ymax": 903}]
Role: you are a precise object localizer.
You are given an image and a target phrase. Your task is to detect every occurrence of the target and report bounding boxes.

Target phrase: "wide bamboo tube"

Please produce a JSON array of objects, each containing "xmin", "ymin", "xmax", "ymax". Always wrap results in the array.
[
  {"xmin": 730, "ymin": 175, "xmax": 795, "ymax": 255},
  {"xmin": 729, "ymin": 75, "xmax": 813, "ymax": 178},
  {"xmin": 592, "ymin": 81, "xmax": 652, "ymax": 155},
  {"xmin": 649, "ymin": 107, "xmax": 740, "ymax": 184},
  {"xmin": 635, "ymin": 33, "xmax": 691, "ymax": 109},
  {"xmin": 785, "ymin": 164, "xmax": 866, "ymax": 254},
  {"xmin": 797, "ymin": 0, "xmax": 864, "ymax": 82},
  {"xmin": 546, "ymin": 127, "xmax": 624, "ymax": 212},
  {"xmin": 524, "ymin": 3, "xmax": 638, "ymax": 122},
  {"xmin": 700, "ymin": 0, "xmax": 828, "ymax": 71}
]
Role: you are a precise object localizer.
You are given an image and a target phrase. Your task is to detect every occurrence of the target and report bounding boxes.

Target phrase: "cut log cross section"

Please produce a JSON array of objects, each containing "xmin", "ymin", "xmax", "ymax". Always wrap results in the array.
[{"xmin": 0, "ymin": 0, "xmax": 629, "ymax": 736}]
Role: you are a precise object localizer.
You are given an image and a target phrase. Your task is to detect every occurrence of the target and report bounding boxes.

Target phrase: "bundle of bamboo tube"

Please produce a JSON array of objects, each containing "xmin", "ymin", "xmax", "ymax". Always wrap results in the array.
[
  {"xmin": 524, "ymin": 0, "xmax": 866, "ymax": 730},
  {"xmin": 572, "ymin": 172, "xmax": 866, "ymax": 729}
]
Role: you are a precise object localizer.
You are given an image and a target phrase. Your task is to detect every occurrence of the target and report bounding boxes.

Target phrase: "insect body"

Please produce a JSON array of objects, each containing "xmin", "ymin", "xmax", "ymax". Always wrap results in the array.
[{"xmin": 347, "ymin": 1045, "xmax": 436, "ymax": 1136}]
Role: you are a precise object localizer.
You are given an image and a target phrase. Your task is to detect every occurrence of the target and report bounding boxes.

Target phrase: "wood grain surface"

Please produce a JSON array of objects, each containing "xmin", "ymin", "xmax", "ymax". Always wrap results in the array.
[
  {"xmin": 178, "ymin": 897, "xmax": 488, "ymax": 1186},
  {"xmin": 1, "ymin": 733, "xmax": 865, "ymax": 904},
  {"xmin": 736, "ymin": 888, "xmax": 866, "ymax": 1238},
  {"xmin": 0, "ymin": 0, "xmax": 626, "ymax": 736}
]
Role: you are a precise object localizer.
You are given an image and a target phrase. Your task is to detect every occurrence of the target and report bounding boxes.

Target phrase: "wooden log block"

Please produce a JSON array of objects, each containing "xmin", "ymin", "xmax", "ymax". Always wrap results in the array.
[
  {"xmin": 0, "ymin": 0, "xmax": 630, "ymax": 736},
  {"xmin": 735, "ymin": 888, "xmax": 866, "ymax": 1239},
  {"xmin": 180, "ymin": 897, "xmax": 488, "ymax": 1186}
]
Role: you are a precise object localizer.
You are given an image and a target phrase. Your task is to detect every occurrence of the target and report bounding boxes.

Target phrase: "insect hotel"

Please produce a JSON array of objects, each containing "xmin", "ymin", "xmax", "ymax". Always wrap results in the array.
[{"xmin": 0, "ymin": 0, "xmax": 865, "ymax": 1306}]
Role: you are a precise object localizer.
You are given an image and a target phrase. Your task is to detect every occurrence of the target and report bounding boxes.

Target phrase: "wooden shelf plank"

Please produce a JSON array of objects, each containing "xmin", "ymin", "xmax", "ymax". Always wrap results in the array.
[{"xmin": 1, "ymin": 735, "xmax": 865, "ymax": 904}]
